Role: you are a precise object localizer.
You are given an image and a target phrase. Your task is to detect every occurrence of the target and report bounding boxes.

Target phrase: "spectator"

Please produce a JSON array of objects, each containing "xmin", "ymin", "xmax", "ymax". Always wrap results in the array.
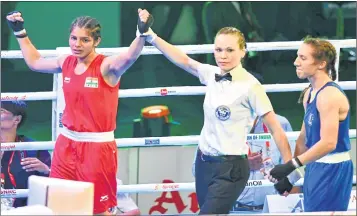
[{"xmin": 1, "ymin": 101, "xmax": 51, "ymax": 208}]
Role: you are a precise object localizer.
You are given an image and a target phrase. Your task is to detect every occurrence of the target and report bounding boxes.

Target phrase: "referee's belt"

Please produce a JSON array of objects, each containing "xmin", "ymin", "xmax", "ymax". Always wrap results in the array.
[
  {"xmin": 199, "ymin": 149, "xmax": 247, "ymax": 162},
  {"xmin": 316, "ymin": 151, "xmax": 351, "ymax": 164},
  {"xmin": 235, "ymin": 202, "xmax": 264, "ymax": 211}
]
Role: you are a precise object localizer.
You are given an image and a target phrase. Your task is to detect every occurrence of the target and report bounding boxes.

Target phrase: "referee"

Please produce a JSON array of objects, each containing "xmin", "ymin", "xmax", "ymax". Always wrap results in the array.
[{"xmin": 144, "ymin": 26, "xmax": 293, "ymax": 214}]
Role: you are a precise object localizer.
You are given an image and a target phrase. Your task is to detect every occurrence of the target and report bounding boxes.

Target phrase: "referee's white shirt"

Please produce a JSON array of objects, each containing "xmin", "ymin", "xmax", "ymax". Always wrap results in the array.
[{"xmin": 197, "ymin": 63, "xmax": 273, "ymax": 156}]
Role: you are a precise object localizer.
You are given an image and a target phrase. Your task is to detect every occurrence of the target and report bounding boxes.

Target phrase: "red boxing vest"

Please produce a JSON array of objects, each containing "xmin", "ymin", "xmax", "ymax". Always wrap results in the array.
[{"xmin": 61, "ymin": 55, "xmax": 120, "ymax": 132}]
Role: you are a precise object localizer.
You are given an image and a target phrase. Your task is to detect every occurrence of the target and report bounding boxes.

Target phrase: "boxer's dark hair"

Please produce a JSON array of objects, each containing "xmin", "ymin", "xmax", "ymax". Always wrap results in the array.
[
  {"xmin": 70, "ymin": 16, "xmax": 101, "ymax": 41},
  {"xmin": 1, "ymin": 101, "xmax": 27, "ymax": 128}
]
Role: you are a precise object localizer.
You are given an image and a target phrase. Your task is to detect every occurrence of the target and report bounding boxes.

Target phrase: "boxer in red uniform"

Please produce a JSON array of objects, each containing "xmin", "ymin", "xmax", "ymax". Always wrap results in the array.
[{"xmin": 6, "ymin": 9, "xmax": 154, "ymax": 214}]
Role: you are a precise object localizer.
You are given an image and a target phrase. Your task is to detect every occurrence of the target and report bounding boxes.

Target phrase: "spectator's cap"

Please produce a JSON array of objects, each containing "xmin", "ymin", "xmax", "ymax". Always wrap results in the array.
[{"xmin": 1, "ymin": 101, "xmax": 27, "ymax": 128}]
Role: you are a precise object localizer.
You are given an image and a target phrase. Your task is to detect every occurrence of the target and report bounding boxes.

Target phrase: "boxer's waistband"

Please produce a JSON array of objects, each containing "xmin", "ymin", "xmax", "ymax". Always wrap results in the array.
[
  {"xmin": 316, "ymin": 151, "xmax": 351, "ymax": 164},
  {"xmin": 61, "ymin": 126, "xmax": 115, "ymax": 142}
]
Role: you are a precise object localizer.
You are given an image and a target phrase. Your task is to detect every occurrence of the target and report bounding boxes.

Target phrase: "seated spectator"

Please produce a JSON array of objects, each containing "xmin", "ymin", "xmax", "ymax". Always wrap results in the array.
[{"xmin": 1, "ymin": 101, "xmax": 51, "ymax": 208}]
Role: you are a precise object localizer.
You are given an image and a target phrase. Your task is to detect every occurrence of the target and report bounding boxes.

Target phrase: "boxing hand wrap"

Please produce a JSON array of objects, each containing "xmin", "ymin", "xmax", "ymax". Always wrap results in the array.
[
  {"xmin": 136, "ymin": 27, "xmax": 157, "ymax": 43},
  {"xmin": 7, "ymin": 11, "xmax": 27, "ymax": 38},
  {"xmin": 274, "ymin": 177, "xmax": 293, "ymax": 195},
  {"xmin": 287, "ymin": 168, "xmax": 303, "ymax": 185},
  {"xmin": 270, "ymin": 157, "xmax": 303, "ymax": 181},
  {"xmin": 138, "ymin": 14, "xmax": 154, "ymax": 34},
  {"xmin": 274, "ymin": 168, "xmax": 303, "ymax": 195},
  {"xmin": 291, "ymin": 157, "xmax": 303, "ymax": 168}
]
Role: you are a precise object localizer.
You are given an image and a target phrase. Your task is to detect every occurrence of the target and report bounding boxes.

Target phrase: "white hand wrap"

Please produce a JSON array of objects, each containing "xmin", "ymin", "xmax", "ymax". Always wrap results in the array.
[
  {"xmin": 136, "ymin": 27, "xmax": 157, "ymax": 43},
  {"xmin": 14, "ymin": 29, "xmax": 26, "ymax": 36},
  {"xmin": 287, "ymin": 168, "xmax": 303, "ymax": 185}
]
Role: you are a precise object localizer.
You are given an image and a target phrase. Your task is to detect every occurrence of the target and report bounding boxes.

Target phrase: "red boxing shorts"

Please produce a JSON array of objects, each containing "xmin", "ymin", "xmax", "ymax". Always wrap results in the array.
[{"xmin": 50, "ymin": 128, "xmax": 118, "ymax": 214}]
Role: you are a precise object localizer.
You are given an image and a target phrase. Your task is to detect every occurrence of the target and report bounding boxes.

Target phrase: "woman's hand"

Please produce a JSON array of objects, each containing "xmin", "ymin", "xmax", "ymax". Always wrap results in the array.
[{"xmin": 20, "ymin": 157, "xmax": 50, "ymax": 174}]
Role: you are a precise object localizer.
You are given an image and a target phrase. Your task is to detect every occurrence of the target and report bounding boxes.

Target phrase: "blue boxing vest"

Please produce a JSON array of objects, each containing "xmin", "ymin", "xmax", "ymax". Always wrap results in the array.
[{"xmin": 303, "ymin": 81, "xmax": 353, "ymax": 212}]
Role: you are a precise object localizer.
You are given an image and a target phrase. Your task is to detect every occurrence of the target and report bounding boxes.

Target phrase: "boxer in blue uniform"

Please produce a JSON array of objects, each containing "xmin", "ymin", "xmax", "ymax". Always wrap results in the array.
[{"xmin": 268, "ymin": 37, "xmax": 353, "ymax": 212}]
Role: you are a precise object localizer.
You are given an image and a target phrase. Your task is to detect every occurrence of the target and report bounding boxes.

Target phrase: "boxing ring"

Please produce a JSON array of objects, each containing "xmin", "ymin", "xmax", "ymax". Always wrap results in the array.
[{"xmin": 1, "ymin": 39, "xmax": 357, "ymax": 215}]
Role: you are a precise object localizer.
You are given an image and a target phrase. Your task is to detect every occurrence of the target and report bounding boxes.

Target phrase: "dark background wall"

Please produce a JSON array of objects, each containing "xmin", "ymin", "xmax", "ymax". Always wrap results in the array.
[{"xmin": 1, "ymin": 1, "xmax": 356, "ymax": 141}]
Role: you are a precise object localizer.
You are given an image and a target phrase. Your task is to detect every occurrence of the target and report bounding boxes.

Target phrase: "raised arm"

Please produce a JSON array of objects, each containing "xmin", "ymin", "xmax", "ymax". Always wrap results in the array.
[
  {"xmin": 6, "ymin": 11, "xmax": 67, "ymax": 73},
  {"xmin": 100, "ymin": 9, "xmax": 153, "ymax": 86},
  {"xmin": 139, "ymin": 27, "xmax": 201, "ymax": 77}
]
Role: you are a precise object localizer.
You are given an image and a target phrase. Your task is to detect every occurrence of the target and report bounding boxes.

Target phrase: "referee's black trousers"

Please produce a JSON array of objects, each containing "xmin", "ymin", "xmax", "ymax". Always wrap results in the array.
[{"xmin": 195, "ymin": 148, "xmax": 250, "ymax": 214}]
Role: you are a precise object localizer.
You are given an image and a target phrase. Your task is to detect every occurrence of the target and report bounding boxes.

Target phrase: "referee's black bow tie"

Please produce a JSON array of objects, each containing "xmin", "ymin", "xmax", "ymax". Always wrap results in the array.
[{"xmin": 215, "ymin": 73, "xmax": 232, "ymax": 82}]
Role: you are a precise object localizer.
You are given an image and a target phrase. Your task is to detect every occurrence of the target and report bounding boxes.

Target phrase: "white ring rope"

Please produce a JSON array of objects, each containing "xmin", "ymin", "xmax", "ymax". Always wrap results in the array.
[
  {"xmin": 1, "ymin": 130, "xmax": 356, "ymax": 151},
  {"xmin": 2, "ymin": 175, "xmax": 356, "ymax": 198},
  {"xmin": 1, "ymin": 81, "xmax": 356, "ymax": 101},
  {"xmin": 1, "ymin": 39, "xmax": 355, "ymax": 59}
]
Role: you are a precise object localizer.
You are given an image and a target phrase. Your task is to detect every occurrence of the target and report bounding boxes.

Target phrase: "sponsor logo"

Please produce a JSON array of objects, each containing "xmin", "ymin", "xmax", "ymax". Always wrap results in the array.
[
  {"xmin": 1, "ymin": 95, "xmax": 26, "ymax": 101},
  {"xmin": 84, "ymin": 77, "xmax": 99, "ymax": 88},
  {"xmin": 156, "ymin": 89, "xmax": 176, "ymax": 96},
  {"xmin": 154, "ymin": 183, "xmax": 180, "ymax": 191},
  {"xmin": 59, "ymin": 113, "xmax": 63, "ymax": 128},
  {"xmin": 149, "ymin": 179, "xmax": 199, "ymax": 214},
  {"xmin": 64, "ymin": 77, "xmax": 71, "ymax": 83},
  {"xmin": 100, "ymin": 195, "xmax": 109, "ymax": 202},
  {"xmin": 1, "ymin": 189, "xmax": 16, "ymax": 195},
  {"xmin": 1, "ymin": 144, "xmax": 16, "ymax": 151},
  {"xmin": 245, "ymin": 180, "xmax": 262, "ymax": 187},
  {"xmin": 145, "ymin": 139, "xmax": 160, "ymax": 145},
  {"xmin": 160, "ymin": 89, "xmax": 168, "ymax": 96}
]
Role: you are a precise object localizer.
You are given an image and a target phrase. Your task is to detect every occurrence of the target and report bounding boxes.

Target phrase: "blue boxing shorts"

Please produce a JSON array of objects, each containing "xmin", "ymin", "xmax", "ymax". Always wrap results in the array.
[{"xmin": 303, "ymin": 152, "xmax": 353, "ymax": 212}]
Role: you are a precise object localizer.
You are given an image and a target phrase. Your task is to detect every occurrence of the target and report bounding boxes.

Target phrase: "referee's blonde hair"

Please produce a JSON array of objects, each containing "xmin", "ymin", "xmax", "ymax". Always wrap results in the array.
[{"xmin": 215, "ymin": 27, "xmax": 247, "ymax": 50}]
